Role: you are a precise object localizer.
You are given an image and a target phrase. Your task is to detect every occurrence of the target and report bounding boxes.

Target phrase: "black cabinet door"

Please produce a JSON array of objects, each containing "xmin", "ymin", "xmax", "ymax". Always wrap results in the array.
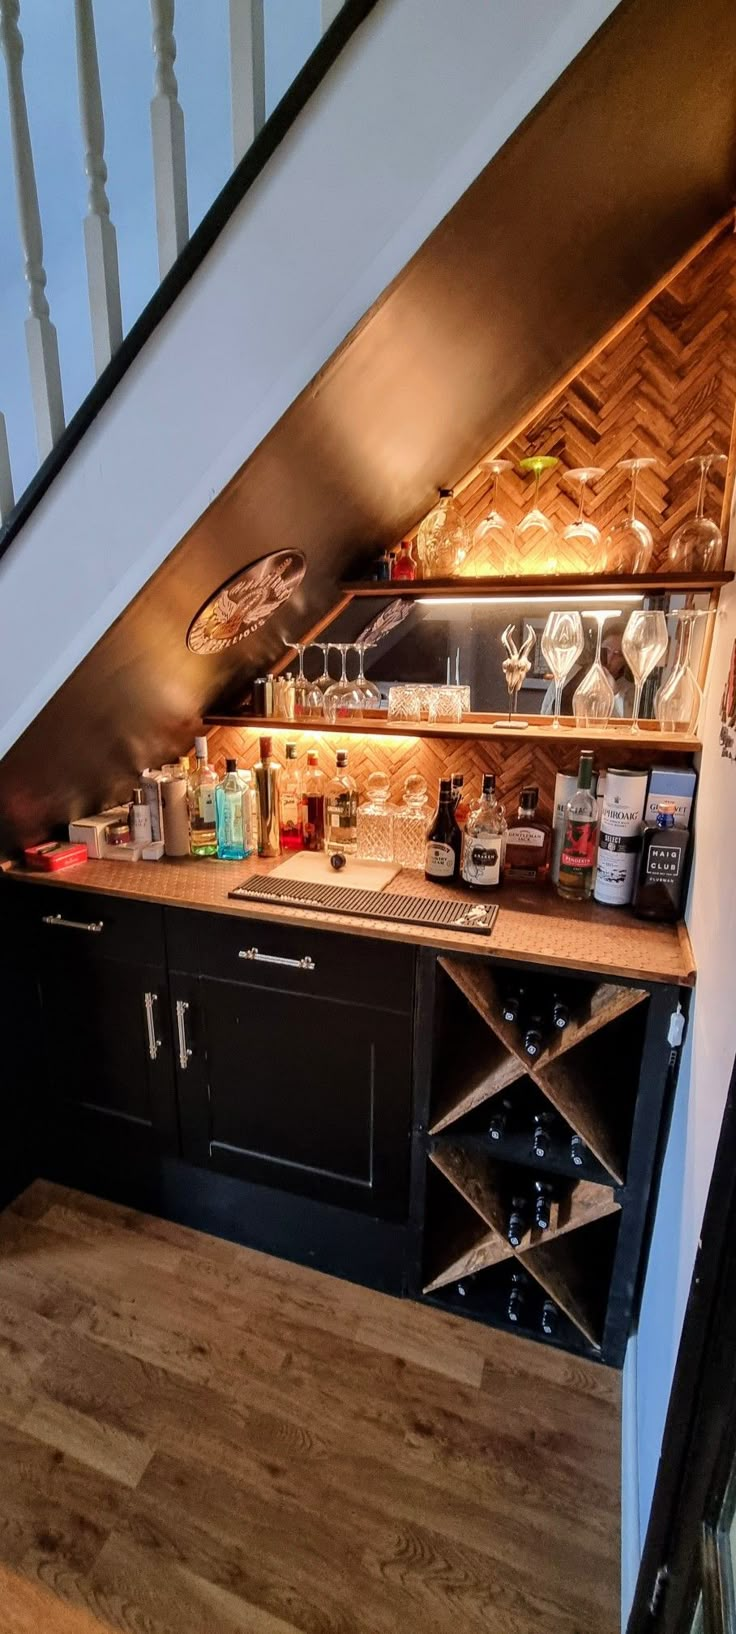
[{"xmin": 173, "ymin": 976, "xmax": 413, "ymax": 1219}]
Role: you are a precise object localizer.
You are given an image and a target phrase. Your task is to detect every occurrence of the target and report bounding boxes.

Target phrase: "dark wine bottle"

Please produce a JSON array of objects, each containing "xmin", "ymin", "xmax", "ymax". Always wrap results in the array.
[
  {"xmin": 501, "ymin": 987, "xmax": 523, "ymax": 1025},
  {"xmin": 533, "ymin": 1180, "xmax": 553, "ymax": 1231},
  {"xmin": 570, "ymin": 1134, "xmax": 585, "ymax": 1168},
  {"xmin": 507, "ymin": 1271, "xmax": 525, "ymax": 1324},
  {"xmin": 424, "ymin": 777, "xmax": 462, "ymax": 884},
  {"xmin": 551, "ymin": 998, "xmax": 570, "ymax": 1031},
  {"xmin": 541, "ymin": 1299, "xmax": 557, "ymax": 1336},
  {"xmin": 489, "ymin": 1098, "xmax": 511, "ymax": 1142},
  {"xmin": 523, "ymin": 1016, "xmax": 545, "ymax": 1059},
  {"xmin": 532, "ymin": 1112, "xmax": 553, "ymax": 1159},
  {"xmin": 633, "ymin": 802, "xmax": 690, "ymax": 922},
  {"xmin": 507, "ymin": 1195, "xmax": 528, "ymax": 1248}
]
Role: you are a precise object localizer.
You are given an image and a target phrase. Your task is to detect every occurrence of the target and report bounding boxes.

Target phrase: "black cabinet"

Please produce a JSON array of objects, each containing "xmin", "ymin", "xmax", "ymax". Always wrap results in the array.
[{"xmin": 167, "ymin": 910, "xmax": 415, "ymax": 1220}]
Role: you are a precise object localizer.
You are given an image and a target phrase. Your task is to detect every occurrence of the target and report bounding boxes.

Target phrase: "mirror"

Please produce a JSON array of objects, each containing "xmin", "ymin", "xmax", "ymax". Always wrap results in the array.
[{"xmin": 310, "ymin": 593, "xmax": 711, "ymax": 720}]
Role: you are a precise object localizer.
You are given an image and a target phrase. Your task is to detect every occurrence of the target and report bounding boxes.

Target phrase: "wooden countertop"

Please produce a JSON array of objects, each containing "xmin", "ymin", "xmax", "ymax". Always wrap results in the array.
[{"xmin": 7, "ymin": 855, "xmax": 695, "ymax": 987}]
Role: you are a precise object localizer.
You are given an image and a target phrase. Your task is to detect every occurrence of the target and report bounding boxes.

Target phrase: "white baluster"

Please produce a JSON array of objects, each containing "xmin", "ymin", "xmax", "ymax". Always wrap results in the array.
[
  {"xmin": 74, "ymin": 0, "xmax": 122, "ymax": 377},
  {"xmin": 320, "ymin": 0, "xmax": 343, "ymax": 31},
  {"xmin": 0, "ymin": 413, "xmax": 14, "ymax": 523},
  {"xmin": 0, "ymin": 0, "xmax": 64, "ymax": 460},
  {"xmin": 150, "ymin": 0, "xmax": 189, "ymax": 279},
  {"xmin": 229, "ymin": 0, "xmax": 265, "ymax": 166}
]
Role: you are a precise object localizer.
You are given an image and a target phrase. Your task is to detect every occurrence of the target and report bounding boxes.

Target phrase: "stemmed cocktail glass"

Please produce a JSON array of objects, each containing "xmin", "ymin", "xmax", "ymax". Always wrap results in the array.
[
  {"xmin": 514, "ymin": 455, "xmax": 561, "ymax": 574},
  {"xmin": 562, "ymin": 467, "xmax": 606, "ymax": 573},
  {"xmin": 572, "ymin": 611, "xmax": 616, "ymax": 727},
  {"xmin": 622, "ymin": 610, "xmax": 669, "ymax": 733},
  {"xmin": 667, "ymin": 453, "xmax": 727, "ymax": 572},
  {"xmin": 473, "ymin": 458, "xmax": 514, "ymax": 574},
  {"xmin": 324, "ymin": 644, "xmax": 365, "ymax": 721},
  {"xmin": 603, "ymin": 458, "xmax": 658, "ymax": 573},
  {"xmin": 541, "ymin": 611, "xmax": 584, "ymax": 728},
  {"xmin": 655, "ymin": 610, "xmax": 704, "ymax": 734},
  {"xmin": 355, "ymin": 643, "xmax": 382, "ymax": 711}
]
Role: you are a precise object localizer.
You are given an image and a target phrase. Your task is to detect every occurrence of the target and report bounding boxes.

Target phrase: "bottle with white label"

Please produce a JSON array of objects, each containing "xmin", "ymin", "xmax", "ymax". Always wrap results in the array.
[
  {"xmin": 130, "ymin": 787, "xmax": 153, "ymax": 847},
  {"xmin": 550, "ymin": 772, "xmax": 578, "ymax": 884},
  {"xmin": 504, "ymin": 787, "xmax": 551, "ymax": 883},
  {"xmin": 461, "ymin": 773, "xmax": 506, "ymax": 889},
  {"xmin": 593, "ymin": 766, "xmax": 648, "ymax": 906},
  {"xmin": 425, "ymin": 777, "xmax": 462, "ymax": 884},
  {"xmin": 187, "ymin": 736, "xmax": 218, "ymax": 858}
]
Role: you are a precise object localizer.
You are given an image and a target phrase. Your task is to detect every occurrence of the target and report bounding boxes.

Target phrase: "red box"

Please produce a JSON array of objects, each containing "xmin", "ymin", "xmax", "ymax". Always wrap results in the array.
[{"xmin": 24, "ymin": 841, "xmax": 88, "ymax": 872}]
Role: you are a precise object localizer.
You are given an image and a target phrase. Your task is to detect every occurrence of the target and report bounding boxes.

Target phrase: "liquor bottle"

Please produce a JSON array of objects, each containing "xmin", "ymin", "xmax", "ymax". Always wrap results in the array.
[
  {"xmin": 550, "ymin": 771, "xmax": 578, "ymax": 884},
  {"xmin": 279, "ymin": 742, "xmax": 303, "ymax": 852},
  {"xmin": 391, "ymin": 539, "xmax": 416, "ymax": 580},
  {"xmin": 507, "ymin": 1194, "xmax": 528, "ymax": 1248},
  {"xmin": 216, "ymin": 758, "xmax": 249, "ymax": 860},
  {"xmin": 254, "ymin": 736, "xmax": 281, "ymax": 858},
  {"xmin": 451, "ymin": 774, "xmax": 469, "ymax": 826},
  {"xmin": 241, "ymin": 769, "xmax": 258, "ymax": 857},
  {"xmin": 557, "ymin": 751, "xmax": 599, "ymax": 901},
  {"xmin": 503, "ymin": 787, "xmax": 551, "ymax": 883},
  {"xmin": 541, "ymin": 1299, "xmax": 557, "ymax": 1337},
  {"xmin": 594, "ymin": 767, "xmax": 648, "ymax": 907},
  {"xmin": 302, "ymin": 751, "xmax": 326, "ymax": 851},
  {"xmin": 187, "ymin": 736, "xmax": 218, "ymax": 857},
  {"xmin": 424, "ymin": 777, "xmax": 462, "ymax": 884},
  {"xmin": 325, "ymin": 750, "xmax": 358, "ymax": 855},
  {"xmin": 633, "ymin": 802, "xmax": 690, "ymax": 922},
  {"xmin": 489, "ymin": 1098, "xmax": 511, "ymax": 1142},
  {"xmin": 461, "ymin": 773, "xmax": 506, "ymax": 890},
  {"xmin": 532, "ymin": 1112, "xmax": 553, "ymax": 1159},
  {"xmin": 570, "ymin": 1134, "xmax": 585, "ymax": 1168},
  {"xmin": 533, "ymin": 1180, "xmax": 553, "ymax": 1231},
  {"xmin": 507, "ymin": 1271, "xmax": 525, "ymax": 1324}
]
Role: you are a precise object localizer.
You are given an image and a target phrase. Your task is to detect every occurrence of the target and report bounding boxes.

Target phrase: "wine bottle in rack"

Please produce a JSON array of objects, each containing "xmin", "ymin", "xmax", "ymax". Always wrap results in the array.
[
  {"xmin": 522, "ymin": 1011, "xmax": 546, "ymax": 1060},
  {"xmin": 489, "ymin": 1098, "xmax": 511, "ymax": 1142},
  {"xmin": 551, "ymin": 997, "xmax": 570, "ymax": 1032},
  {"xmin": 532, "ymin": 1112, "xmax": 553, "ymax": 1159},
  {"xmin": 501, "ymin": 986, "xmax": 524, "ymax": 1025},
  {"xmin": 533, "ymin": 1180, "xmax": 554, "ymax": 1232},
  {"xmin": 570, "ymin": 1134, "xmax": 585, "ymax": 1168},
  {"xmin": 507, "ymin": 1195, "xmax": 529, "ymax": 1248},
  {"xmin": 508, "ymin": 1271, "xmax": 525, "ymax": 1324},
  {"xmin": 541, "ymin": 1299, "xmax": 558, "ymax": 1337}
]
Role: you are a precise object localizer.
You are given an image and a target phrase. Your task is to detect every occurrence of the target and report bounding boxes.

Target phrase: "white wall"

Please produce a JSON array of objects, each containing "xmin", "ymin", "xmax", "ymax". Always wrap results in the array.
[{"xmin": 0, "ymin": 0, "xmax": 619, "ymax": 758}]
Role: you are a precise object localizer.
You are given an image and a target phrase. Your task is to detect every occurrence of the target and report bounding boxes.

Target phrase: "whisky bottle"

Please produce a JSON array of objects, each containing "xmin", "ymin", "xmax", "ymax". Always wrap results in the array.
[
  {"xmin": 254, "ymin": 736, "xmax": 281, "ymax": 857},
  {"xmin": 187, "ymin": 736, "xmax": 218, "ymax": 857},
  {"xmin": 215, "ymin": 758, "xmax": 249, "ymax": 860},
  {"xmin": 302, "ymin": 751, "xmax": 326, "ymax": 851},
  {"xmin": 279, "ymin": 742, "xmax": 303, "ymax": 852},
  {"xmin": 424, "ymin": 777, "xmax": 462, "ymax": 884},
  {"xmin": 633, "ymin": 801, "xmax": 690, "ymax": 922},
  {"xmin": 557, "ymin": 751, "xmax": 598, "ymax": 901},
  {"xmin": 461, "ymin": 772, "xmax": 506, "ymax": 889},
  {"xmin": 325, "ymin": 750, "xmax": 358, "ymax": 855},
  {"xmin": 503, "ymin": 787, "xmax": 551, "ymax": 882}
]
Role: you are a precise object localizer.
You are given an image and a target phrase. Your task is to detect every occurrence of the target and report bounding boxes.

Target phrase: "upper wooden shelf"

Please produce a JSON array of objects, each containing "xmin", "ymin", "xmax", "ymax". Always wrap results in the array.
[
  {"xmin": 341, "ymin": 571, "xmax": 734, "ymax": 598},
  {"xmin": 203, "ymin": 711, "xmax": 701, "ymax": 752}
]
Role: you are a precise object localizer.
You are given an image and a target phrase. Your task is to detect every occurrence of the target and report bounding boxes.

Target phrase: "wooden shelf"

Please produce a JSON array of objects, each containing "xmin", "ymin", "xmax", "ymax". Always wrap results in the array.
[
  {"xmin": 341, "ymin": 571, "xmax": 733, "ymax": 598},
  {"xmin": 204, "ymin": 711, "xmax": 701, "ymax": 751}
]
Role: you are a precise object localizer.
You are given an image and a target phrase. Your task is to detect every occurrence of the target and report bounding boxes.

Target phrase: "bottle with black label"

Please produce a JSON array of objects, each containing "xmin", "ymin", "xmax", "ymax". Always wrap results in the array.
[
  {"xmin": 461, "ymin": 772, "xmax": 506, "ymax": 889},
  {"xmin": 424, "ymin": 777, "xmax": 462, "ymax": 884},
  {"xmin": 633, "ymin": 801, "xmax": 690, "ymax": 921},
  {"xmin": 504, "ymin": 787, "xmax": 551, "ymax": 882}
]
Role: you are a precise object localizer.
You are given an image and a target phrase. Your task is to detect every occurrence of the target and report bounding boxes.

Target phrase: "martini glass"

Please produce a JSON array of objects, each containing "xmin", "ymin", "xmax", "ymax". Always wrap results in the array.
[
  {"xmin": 622, "ymin": 610, "xmax": 668, "ymax": 733},
  {"xmin": 603, "ymin": 458, "xmax": 658, "ymax": 573},
  {"xmin": 514, "ymin": 456, "xmax": 561, "ymax": 574},
  {"xmin": 562, "ymin": 467, "xmax": 606, "ymax": 573},
  {"xmin": 324, "ymin": 644, "xmax": 365, "ymax": 722},
  {"xmin": 355, "ymin": 643, "xmax": 382, "ymax": 711},
  {"xmin": 572, "ymin": 611, "xmax": 616, "ymax": 726},
  {"xmin": 667, "ymin": 453, "xmax": 727, "ymax": 571},
  {"xmin": 541, "ymin": 611, "xmax": 584, "ymax": 728},
  {"xmin": 472, "ymin": 458, "xmax": 514, "ymax": 574},
  {"xmin": 655, "ymin": 611, "xmax": 703, "ymax": 734}
]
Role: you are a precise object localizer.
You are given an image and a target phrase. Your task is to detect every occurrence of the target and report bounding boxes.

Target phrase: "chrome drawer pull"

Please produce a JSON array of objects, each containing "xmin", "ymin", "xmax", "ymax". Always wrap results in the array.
[
  {"xmin": 239, "ymin": 947, "xmax": 315, "ymax": 971},
  {"xmin": 143, "ymin": 991, "xmax": 161, "ymax": 1061},
  {"xmin": 176, "ymin": 998, "xmax": 192, "ymax": 1070},
  {"xmin": 42, "ymin": 913, "xmax": 103, "ymax": 934}
]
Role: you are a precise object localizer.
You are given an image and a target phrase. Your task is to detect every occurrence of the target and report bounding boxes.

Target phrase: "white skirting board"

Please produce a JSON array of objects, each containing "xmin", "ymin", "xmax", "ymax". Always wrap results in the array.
[{"xmin": 621, "ymin": 1331, "xmax": 642, "ymax": 1630}]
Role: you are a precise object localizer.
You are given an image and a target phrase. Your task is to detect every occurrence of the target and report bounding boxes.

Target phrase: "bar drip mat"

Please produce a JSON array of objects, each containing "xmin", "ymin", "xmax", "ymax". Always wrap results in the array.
[{"xmin": 229, "ymin": 875, "xmax": 498, "ymax": 936}]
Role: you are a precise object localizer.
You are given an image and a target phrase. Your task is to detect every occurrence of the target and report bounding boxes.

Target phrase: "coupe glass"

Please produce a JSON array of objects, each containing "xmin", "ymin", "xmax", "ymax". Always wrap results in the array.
[
  {"xmin": 472, "ymin": 458, "xmax": 514, "ymax": 575},
  {"xmin": 572, "ymin": 611, "xmax": 615, "ymax": 727},
  {"xmin": 562, "ymin": 467, "xmax": 606, "ymax": 573},
  {"xmin": 514, "ymin": 456, "xmax": 561, "ymax": 574},
  {"xmin": 416, "ymin": 488, "xmax": 469, "ymax": 577},
  {"xmin": 603, "ymin": 457, "xmax": 658, "ymax": 573},
  {"xmin": 667, "ymin": 452, "xmax": 727, "ymax": 572},
  {"xmin": 541, "ymin": 611, "xmax": 584, "ymax": 728},
  {"xmin": 622, "ymin": 610, "xmax": 669, "ymax": 733},
  {"xmin": 655, "ymin": 611, "xmax": 703, "ymax": 734},
  {"xmin": 324, "ymin": 644, "xmax": 365, "ymax": 721},
  {"xmin": 354, "ymin": 642, "xmax": 382, "ymax": 711}
]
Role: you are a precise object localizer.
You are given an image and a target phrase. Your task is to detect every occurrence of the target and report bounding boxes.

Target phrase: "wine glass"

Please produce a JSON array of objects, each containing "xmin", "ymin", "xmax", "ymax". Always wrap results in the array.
[
  {"xmin": 416, "ymin": 488, "xmax": 469, "ymax": 577},
  {"xmin": 667, "ymin": 453, "xmax": 727, "ymax": 572},
  {"xmin": 655, "ymin": 611, "xmax": 703, "ymax": 734},
  {"xmin": 354, "ymin": 642, "xmax": 382, "ymax": 711},
  {"xmin": 562, "ymin": 467, "xmax": 606, "ymax": 573},
  {"xmin": 514, "ymin": 456, "xmax": 561, "ymax": 574},
  {"xmin": 622, "ymin": 610, "xmax": 669, "ymax": 733},
  {"xmin": 324, "ymin": 644, "xmax": 365, "ymax": 721},
  {"xmin": 472, "ymin": 458, "xmax": 514, "ymax": 574},
  {"xmin": 541, "ymin": 611, "xmax": 584, "ymax": 729},
  {"xmin": 603, "ymin": 457, "xmax": 658, "ymax": 573},
  {"xmin": 572, "ymin": 611, "xmax": 615, "ymax": 726},
  {"xmin": 301, "ymin": 644, "xmax": 325, "ymax": 718},
  {"xmin": 313, "ymin": 643, "xmax": 333, "ymax": 694},
  {"xmin": 283, "ymin": 641, "xmax": 311, "ymax": 717}
]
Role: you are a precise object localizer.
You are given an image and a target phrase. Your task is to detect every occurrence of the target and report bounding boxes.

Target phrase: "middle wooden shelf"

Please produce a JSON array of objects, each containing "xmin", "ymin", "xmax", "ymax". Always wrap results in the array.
[{"xmin": 202, "ymin": 711, "xmax": 701, "ymax": 751}]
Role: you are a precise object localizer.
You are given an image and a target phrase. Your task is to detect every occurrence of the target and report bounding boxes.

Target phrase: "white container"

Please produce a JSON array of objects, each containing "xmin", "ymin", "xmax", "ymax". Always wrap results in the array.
[
  {"xmin": 550, "ymin": 773, "xmax": 578, "ymax": 884},
  {"xmin": 68, "ymin": 806, "xmax": 128, "ymax": 858},
  {"xmin": 130, "ymin": 789, "xmax": 153, "ymax": 846},
  {"xmin": 593, "ymin": 767, "xmax": 648, "ymax": 906},
  {"xmin": 161, "ymin": 767, "xmax": 190, "ymax": 856},
  {"xmin": 140, "ymin": 769, "xmax": 166, "ymax": 842}
]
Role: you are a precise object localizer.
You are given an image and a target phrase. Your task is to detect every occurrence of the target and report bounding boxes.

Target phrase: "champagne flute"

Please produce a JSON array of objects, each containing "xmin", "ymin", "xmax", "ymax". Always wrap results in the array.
[
  {"xmin": 622, "ymin": 610, "xmax": 668, "ymax": 733},
  {"xmin": 667, "ymin": 453, "xmax": 727, "ymax": 572},
  {"xmin": 514, "ymin": 455, "xmax": 561, "ymax": 574},
  {"xmin": 562, "ymin": 467, "xmax": 606, "ymax": 573},
  {"xmin": 603, "ymin": 457, "xmax": 658, "ymax": 573},
  {"xmin": 472, "ymin": 458, "xmax": 514, "ymax": 574},
  {"xmin": 541, "ymin": 611, "xmax": 584, "ymax": 729},
  {"xmin": 572, "ymin": 611, "xmax": 616, "ymax": 726}
]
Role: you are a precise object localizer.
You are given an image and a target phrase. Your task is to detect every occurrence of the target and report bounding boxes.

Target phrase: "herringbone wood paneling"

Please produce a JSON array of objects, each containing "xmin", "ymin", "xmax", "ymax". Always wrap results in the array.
[{"xmin": 457, "ymin": 224, "xmax": 736, "ymax": 576}]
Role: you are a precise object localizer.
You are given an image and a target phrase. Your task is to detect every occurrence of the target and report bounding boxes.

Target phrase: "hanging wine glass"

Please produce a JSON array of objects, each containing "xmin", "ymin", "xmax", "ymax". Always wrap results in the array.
[
  {"xmin": 313, "ymin": 643, "xmax": 333, "ymax": 694},
  {"xmin": 562, "ymin": 467, "xmax": 606, "ymax": 573},
  {"xmin": 514, "ymin": 456, "xmax": 561, "ymax": 574},
  {"xmin": 667, "ymin": 453, "xmax": 727, "ymax": 572},
  {"xmin": 283, "ymin": 641, "xmax": 310, "ymax": 717},
  {"xmin": 572, "ymin": 611, "xmax": 615, "ymax": 726},
  {"xmin": 416, "ymin": 488, "xmax": 469, "ymax": 578},
  {"xmin": 622, "ymin": 610, "xmax": 669, "ymax": 733},
  {"xmin": 655, "ymin": 611, "xmax": 703, "ymax": 734},
  {"xmin": 541, "ymin": 611, "xmax": 584, "ymax": 729},
  {"xmin": 324, "ymin": 644, "xmax": 365, "ymax": 722},
  {"xmin": 603, "ymin": 457, "xmax": 658, "ymax": 573},
  {"xmin": 301, "ymin": 643, "xmax": 326, "ymax": 718},
  {"xmin": 472, "ymin": 459, "xmax": 514, "ymax": 575},
  {"xmin": 354, "ymin": 642, "xmax": 382, "ymax": 711}
]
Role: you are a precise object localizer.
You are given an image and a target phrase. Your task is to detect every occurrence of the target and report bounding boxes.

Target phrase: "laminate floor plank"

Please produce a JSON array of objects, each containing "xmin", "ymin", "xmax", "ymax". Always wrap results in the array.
[{"xmin": 0, "ymin": 1183, "xmax": 621, "ymax": 1634}]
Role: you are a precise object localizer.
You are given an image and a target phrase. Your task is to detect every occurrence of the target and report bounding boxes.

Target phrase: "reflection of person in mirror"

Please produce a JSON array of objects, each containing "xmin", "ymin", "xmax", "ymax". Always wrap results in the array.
[{"xmin": 540, "ymin": 619, "xmax": 635, "ymax": 717}]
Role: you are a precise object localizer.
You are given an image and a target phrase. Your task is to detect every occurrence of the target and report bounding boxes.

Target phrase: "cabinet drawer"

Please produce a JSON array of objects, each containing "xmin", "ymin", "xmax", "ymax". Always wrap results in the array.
[
  {"xmin": 23, "ymin": 884, "xmax": 166, "ymax": 968},
  {"xmin": 166, "ymin": 907, "xmax": 414, "ymax": 1013}
]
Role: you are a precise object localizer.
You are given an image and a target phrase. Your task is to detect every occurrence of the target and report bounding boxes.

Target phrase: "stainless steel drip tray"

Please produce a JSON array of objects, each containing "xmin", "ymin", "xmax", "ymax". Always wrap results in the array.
[{"xmin": 228, "ymin": 875, "xmax": 498, "ymax": 937}]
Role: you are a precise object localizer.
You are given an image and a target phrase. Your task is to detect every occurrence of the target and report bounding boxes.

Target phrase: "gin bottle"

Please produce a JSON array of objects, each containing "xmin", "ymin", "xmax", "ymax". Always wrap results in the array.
[
  {"xmin": 356, "ymin": 772, "xmax": 395, "ymax": 862},
  {"xmin": 325, "ymin": 750, "xmax": 358, "ymax": 855},
  {"xmin": 187, "ymin": 736, "xmax": 218, "ymax": 857},
  {"xmin": 215, "ymin": 758, "xmax": 249, "ymax": 860},
  {"xmin": 461, "ymin": 772, "xmax": 506, "ymax": 889}
]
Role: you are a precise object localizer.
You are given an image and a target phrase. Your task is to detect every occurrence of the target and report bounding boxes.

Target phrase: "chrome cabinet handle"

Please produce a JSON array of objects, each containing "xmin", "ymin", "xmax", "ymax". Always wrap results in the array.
[
  {"xmin": 41, "ymin": 913, "xmax": 104, "ymax": 933},
  {"xmin": 239, "ymin": 947, "xmax": 315, "ymax": 971},
  {"xmin": 176, "ymin": 998, "xmax": 192, "ymax": 1070},
  {"xmin": 143, "ymin": 991, "xmax": 161, "ymax": 1061}
]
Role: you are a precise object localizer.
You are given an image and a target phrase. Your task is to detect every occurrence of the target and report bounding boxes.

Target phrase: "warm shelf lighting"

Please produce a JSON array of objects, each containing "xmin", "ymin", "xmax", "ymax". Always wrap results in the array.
[{"xmin": 422, "ymin": 594, "xmax": 643, "ymax": 607}]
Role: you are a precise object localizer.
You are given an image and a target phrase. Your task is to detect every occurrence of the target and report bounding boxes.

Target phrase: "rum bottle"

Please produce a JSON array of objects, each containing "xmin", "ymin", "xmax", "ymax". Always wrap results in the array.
[
  {"xmin": 302, "ymin": 751, "xmax": 326, "ymax": 851},
  {"xmin": 424, "ymin": 777, "xmax": 462, "ymax": 884},
  {"xmin": 279, "ymin": 741, "xmax": 303, "ymax": 851},
  {"xmin": 503, "ymin": 787, "xmax": 551, "ymax": 883},
  {"xmin": 254, "ymin": 736, "xmax": 281, "ymax": 857},
  {"xmin": 187, "ymin": 736, "xmax": 218, "ymax": 857},
  {"xmin": 557, "ymin": 751, "xmax": 598, "ymax": 901},
  {"xmin": 461, "ymin": 772, "xmax": 506, "ymax": 889},
  {"xmin": 325, "ymin": 750, "xmax": 358, "ymax": 855}
]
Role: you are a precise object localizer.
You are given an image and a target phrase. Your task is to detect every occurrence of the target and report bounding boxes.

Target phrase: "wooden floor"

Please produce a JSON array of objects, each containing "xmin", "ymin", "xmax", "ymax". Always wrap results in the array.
[{"xmin": 0, "ymin": 1183, "xmax": 621, "ymax": 1634}]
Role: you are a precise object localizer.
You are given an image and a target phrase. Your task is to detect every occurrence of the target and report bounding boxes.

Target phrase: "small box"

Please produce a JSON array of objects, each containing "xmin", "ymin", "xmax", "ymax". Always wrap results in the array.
[
  {"xmin": 140, "ymin": 770, "xmax": 166, "ymax": 844},
  {"xmin": 645, "ymin": 767, "xmax": 697, "ymax": 828},
  {"xmin": 141, "ymin": 840, "xmax": 165, "ymax": 861},
  {"xmin": 99, "ymin": 839, "xmax": 145, "ymax": 862},
  {"xmin": 24, "ymin": 841, "xmax": 88, "ymax": 872},
  {"xmin": 69, "ymin": 806, "xmax": 128, "ymax": 859}
]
